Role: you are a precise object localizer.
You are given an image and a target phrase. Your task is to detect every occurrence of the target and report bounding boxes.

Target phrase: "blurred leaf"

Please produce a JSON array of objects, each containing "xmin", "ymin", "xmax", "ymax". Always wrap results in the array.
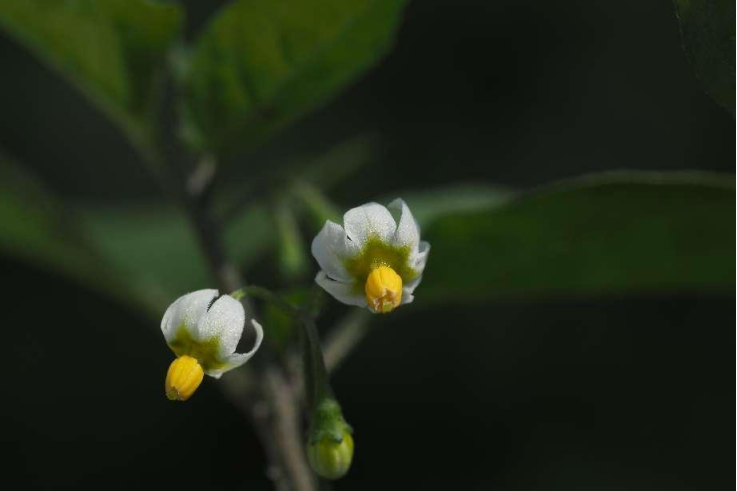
[
  {"xmin": 388, "ymin": 184, "xmax": 514, "ymax": 228},
  {"xmin": 674, "ymin": 0, "xmax": 735, "ymax": 115},
  {"xmin": 0, "ymin": 0, "xmax": 183, "ymax": 159},
  {"xmin": 273, "ymin": 198, "xmax": 309, "ymax": 281},
  {"xmin": 262, "ymin": 286, "xmax": 325, "ymax": 354},
  {"xmin": 78, "ymin": 205, "xmax": 209, "ymax": 311},
  {"xmin": 216, "ymin": 134, "xmax": 379, "ymax": 236},
  {"xmin": 295, "ymin": 134, "xmax": 382, "ymax": 190},
  {"xmin": 80, "ymin": 202, "xmax": 275, "ymax": 311},
  {"xmin": 293, "ymin": 182, "xmax": 512, "ymax": 251},
  {"xmin": 0, "ymin": 156, "xmax": 157, "ymax": 315},
  {"xmin": 184, "ymin": 0, "xmax": 408, "ymax": 155},
  {"xmin": 292, "ymin": 181, "xmax": 342, "ymax": 231},
  {"xmin": 422, "ymin": 172, "xmax": 734, "ymax": 302}
]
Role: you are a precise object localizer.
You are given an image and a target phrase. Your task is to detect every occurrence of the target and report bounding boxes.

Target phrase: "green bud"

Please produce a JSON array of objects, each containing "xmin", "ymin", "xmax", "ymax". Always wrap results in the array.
[
  {"xmin": 307, "ymin": 431, "xmax": 354, "ymax": 480},
  {"xmin": 307, "ymin": 398, "xmax": 354, "ymax": 479}
]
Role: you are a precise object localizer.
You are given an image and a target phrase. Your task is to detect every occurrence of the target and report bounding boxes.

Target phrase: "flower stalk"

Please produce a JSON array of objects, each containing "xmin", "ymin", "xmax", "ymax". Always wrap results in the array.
[{"xmin": 233, "ymin": 286, "xmax": 354, "ymax": 480}]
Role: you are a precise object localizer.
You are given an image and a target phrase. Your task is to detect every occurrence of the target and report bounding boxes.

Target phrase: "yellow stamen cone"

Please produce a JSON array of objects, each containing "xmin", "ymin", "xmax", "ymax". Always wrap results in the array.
[
  {"xmin": 165, "ymin": 355, "xmax": 204, "ymax": 401},
  {"xmin": 365, "ymin": 265, "xmax": 403, "ymax": 313}
]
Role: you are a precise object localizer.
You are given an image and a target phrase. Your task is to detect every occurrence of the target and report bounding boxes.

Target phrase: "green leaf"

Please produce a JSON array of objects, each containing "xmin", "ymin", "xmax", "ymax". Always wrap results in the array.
[
  {"xmin": 0, "ymin": 0, "xmax": 183, "ymax": 158},
  {"xmin": 421, "ymin": 172, "xmax": 734, "ymax": 302},
  {"xmin": 79, "ymin": 201, "xmax": 275, "ymax": 311},
  {"xmin": 261, "ymin": 286, "xmax": 325, "ymax": 354},
  {"xmin": 78, "ymin": 205, "xmax": 210, "ymax": 312},
  {"xmin": 1, "ymin": 157, "xmax": 274, "ymax": 317},
  {"xmin": 384, "ymin": 184, "xmax": 513, "ymax": 228},
  {"xmin": 184, "ymin": 0, "xmax": 408, "ymax": 155},
  {"xmin": 0, "ymin": 156, "xmax": 157, "ymax": 315},
  {"xmin": 273, "ymin": 198, "xmax": 309, "ymax": 281},
  {"xmin": 674, "ymin": 0, "xmax": 735, "ymax": 115}
]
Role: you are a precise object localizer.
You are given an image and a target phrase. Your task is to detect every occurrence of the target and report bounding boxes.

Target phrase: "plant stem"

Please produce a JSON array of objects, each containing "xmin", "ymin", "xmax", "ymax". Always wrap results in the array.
[
  {"xmin": 156, "ymin": 80, "xmax": 314, "ymax": 491},
  {"xmin": 323, "ymin": 310, "xmax": 372, "ymax": 373},
  {"xmin": 234, "ymin": 286, "xmax": 332, "ymax": 410},
  {"xmin": 187, "ymin": 191, "xmax": 317, "ymax": 491},
  {"xmin": 187, "ymin": 194, "xmax": 316, "ymax": 491}
]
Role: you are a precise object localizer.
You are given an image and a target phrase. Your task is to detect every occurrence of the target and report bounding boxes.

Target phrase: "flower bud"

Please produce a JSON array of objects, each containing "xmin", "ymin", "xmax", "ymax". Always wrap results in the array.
[
  {"xmin": 307, "ymin": 398, "xmax": 354, "ymax": 479},
  {"xmin": 165, "ymin": 355, "xmax": 204, "ymax": 401},
  {"xmin": 308, "ymin": 432, "xmax": 354, "ymax": 480},
  {"xmin": 364, "ymin": 265, "xmax": 403, "ymax": 313}
]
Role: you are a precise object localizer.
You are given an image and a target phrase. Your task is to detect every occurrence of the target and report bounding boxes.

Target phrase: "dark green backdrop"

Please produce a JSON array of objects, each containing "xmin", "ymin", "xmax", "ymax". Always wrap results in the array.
[{"xmin": 1, "ymin": 1, "xmax": 733, "ymax": 489}]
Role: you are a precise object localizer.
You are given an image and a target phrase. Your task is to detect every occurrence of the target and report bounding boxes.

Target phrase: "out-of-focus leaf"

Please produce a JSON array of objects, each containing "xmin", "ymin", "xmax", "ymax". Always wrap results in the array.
[
  {"xmin": 292, "ymin": 181, "xmax": 342, "ymax": 231},
  {"xmin": 674, "ymin": 0, "xmax": 735, "ymax": 114},
  {"xmin": 0, "ymin": 0, "xmax": 183, "ymax": 158},
  {"xmin": 421, "ymin": 172, "xmax": 735, "ymax": 302},
  {"xmin": 273, "ymin": 199, "xmax": 309, "ymax": 281},
  {"xmin": 388, "ymin": 184, "xmax": 513, "ymax": 228},
  {"xmin": 0, "ymin": 157, "xmax": 156, "ymax": 314},
  {"xmin": 184, "ymin": 0, "xmax": 408, "ymax": 155},
  {"xmin": 262, "ymin": 286, "xmax": 325, "ymax": 354},
  {"xmin": 295, "ymin": 134, "xmax": 381, "ymax": 190},
  {"xmin": 216, "ymin": 134, "xmax": 379, "ymax": 235},
  {"xmin": 79, "ymin": 205, "xmax": 209, "ymax": 311},
  {"xmin": 80, "ymin": 202, "xmax": 275, "ymax": 311}
]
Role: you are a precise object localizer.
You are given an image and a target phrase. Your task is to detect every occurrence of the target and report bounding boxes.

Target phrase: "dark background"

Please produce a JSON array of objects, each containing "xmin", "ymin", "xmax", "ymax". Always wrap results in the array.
[{"xmin": 1, "ymin": 0, "xmax": 733, "ymax": 489}]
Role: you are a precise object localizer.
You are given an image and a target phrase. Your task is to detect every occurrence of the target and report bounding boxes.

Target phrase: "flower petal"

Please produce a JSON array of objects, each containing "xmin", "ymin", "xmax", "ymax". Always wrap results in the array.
[
  {"xmin": 400, "ymin": 290, "xmax": 416, "ymax": 306},
  {"xmin": 401, "ymin": 241, "xmax": 430, "ymax": 305},
  {"xmin": 311, "ymin": 221, "xmax": 356, "ymax": 282},
  {"xmin": 411, "ymin": 240, "xmax": 431, "ymax": 273},
  {"xmin": 388, "ymin": 198, "xmax": 420, "ymax": 250},
  {"xmin": 343, "ymin": 202, "xmax": 396, "ymax": 247},
  {"xmin": 196, "ymin": 294, "xmax": 245, "ymax": 353},
  {"xmin": 161, "ymin": 289, "xmax": 218, "ymax": 344},
  {"xmin": 206, "ymin": 320, "xmax": 264, "ymax": 378},
  {"xmin": 315, "ymin": 271, "xmax": 366, "ymax": 307}
]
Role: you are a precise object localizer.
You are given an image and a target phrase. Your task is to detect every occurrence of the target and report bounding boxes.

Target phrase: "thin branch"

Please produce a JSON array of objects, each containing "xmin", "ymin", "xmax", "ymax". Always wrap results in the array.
[
  {"xmin": 288, "ymin": 310, "xmax": 373, "ymax": 407},
  {"xmin": 185, "ymin": 192, "xmax": 316, "ymax": 491},
  {"xmin": 185, "ymin": 192, "xmax": 315, "ymax": 491},
  {"xmin": 157, "ymin": 75, "xmax": 315, "ymax": 491},
  {"xmin": 323, "ymin": 310, "xmax": 373, "ymax": 373},
  {"xmin": 186, "ymin": 155, "xmax": 217, "ymax": 199}
]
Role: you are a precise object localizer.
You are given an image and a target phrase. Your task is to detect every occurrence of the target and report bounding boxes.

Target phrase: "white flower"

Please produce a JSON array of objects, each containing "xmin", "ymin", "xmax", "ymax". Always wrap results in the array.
[
  {"xmin": 311, "ymin": 199, "xmax": 430, "ymax": 313},
  {"xmin": 161, "ymin": 289, "xmax": 264, "ymax": 400}
]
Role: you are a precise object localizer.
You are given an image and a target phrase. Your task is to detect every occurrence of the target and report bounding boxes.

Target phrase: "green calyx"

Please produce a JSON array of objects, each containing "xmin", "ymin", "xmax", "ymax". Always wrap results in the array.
[
  {"xmin": 167, "ymin": 326, "xmax": 227, "ymax": 372},
  {"xmin": 342, "ymin": 235, "xmax": 418, "ymax": 294},
  {"xmin": 307, "ymin": 398, "xmax": 354, "ymax": 480},
  {"xmin": 309, "ymin": 398, "xmax": 352, "ymax": 444}
]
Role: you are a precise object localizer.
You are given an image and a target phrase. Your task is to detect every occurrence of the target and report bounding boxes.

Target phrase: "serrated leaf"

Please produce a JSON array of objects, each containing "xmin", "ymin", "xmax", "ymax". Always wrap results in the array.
[{"xmin": 184, "ymin": 0, "xmax": 408, "ymax": 155}]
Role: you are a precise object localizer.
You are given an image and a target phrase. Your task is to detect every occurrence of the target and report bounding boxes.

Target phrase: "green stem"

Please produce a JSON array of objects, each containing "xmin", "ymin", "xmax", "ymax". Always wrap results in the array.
[{"xmin": 232, "ymin": 286, "xmax": 332, "ymax": 410}]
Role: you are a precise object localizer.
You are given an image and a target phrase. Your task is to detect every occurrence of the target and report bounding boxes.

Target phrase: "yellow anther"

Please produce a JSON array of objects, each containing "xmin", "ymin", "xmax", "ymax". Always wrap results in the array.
[
  {"xmin": 165, "ymin": 355, "xmax": 204, "ymax": 401},
  {"xmin": 365, "ymin": 265, "xmax": 403, "ymax": 313}
]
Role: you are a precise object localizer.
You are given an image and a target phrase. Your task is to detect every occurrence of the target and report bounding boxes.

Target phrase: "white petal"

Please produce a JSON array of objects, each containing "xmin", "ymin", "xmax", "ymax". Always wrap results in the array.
[
  {"xmin": 207, "ymin": 320, "xmax": 264, "ymax": 378},
  {"xmin": 388, "ymin": 198, "xmax": 420, "ymax": 250},
  {"xmin": 310, "ymin": 221, "xmax": 356, "ymax": 282},
  {"xmin": 196, "ymin": 294, "xmax": 245, "ymax": 353},
  {"xmin": 161, "ymin": 289, "xmax": 218, "ymax": 343},
  {"xmin": 401, "ymin": 241, "xmax": 429, "ymax": 305},
  {"xmin": 315, "ymin": 271, "xmax": 366, "ymax": 308},
  {"xmin": 411, "ymin": 241, "xmax": 431, "ymax": 273},
  {"xmin": 343, "ymin": 202, "xmax": 396, "ymax": 247},
  {"xmin": 400, "ymin": 290, "xmax": 416, "ymax": 306}
]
